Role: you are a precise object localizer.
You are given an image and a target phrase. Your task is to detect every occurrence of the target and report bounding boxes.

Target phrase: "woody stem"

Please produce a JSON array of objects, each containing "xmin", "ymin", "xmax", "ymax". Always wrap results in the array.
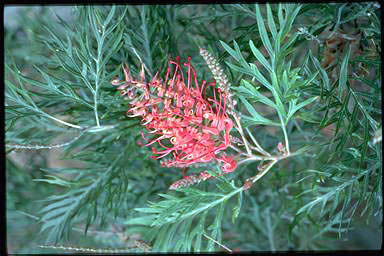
[
  {"xmin": 237, "ymin": 149, "xmax": 302, "ymax": 166},
  {"xmin": 232, "ymin": 114, "xmax": 252, "ymax": 155},
  {"xmin": 245, "ymin": 159, "xmax": 278, "ymax": 184}
]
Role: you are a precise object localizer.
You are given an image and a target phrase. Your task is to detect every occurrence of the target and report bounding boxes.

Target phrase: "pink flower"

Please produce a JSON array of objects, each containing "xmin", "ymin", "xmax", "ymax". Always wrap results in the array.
[
  {"xmin": 218, "ymin": 155, "xmax": 238, "ymax": 173},
  {"xmin": 113, "ymin": 57, "xmax": 237, "ymax": 174}
]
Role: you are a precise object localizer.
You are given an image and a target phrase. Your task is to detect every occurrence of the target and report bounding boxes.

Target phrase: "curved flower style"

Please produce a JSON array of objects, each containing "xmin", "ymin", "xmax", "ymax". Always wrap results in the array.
[{"xmin": 113, "ymin": 57, "xmax": 237, "ymax": 174}]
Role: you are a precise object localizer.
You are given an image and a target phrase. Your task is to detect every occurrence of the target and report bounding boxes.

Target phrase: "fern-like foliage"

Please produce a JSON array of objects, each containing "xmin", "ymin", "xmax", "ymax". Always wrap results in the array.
[{"xmin": 125, "ymin": 173, "xmax": 243, "ymax": 252}]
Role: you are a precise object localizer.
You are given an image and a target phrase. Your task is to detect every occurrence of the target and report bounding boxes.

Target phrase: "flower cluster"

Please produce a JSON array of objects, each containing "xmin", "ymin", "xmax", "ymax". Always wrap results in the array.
[{"xmin": 112, "ymin": 57, "xmax": 237, "ymax": 174}]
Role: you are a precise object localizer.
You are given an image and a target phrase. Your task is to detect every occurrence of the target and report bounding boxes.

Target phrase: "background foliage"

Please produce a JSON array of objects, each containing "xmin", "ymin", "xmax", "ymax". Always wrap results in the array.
[{"xmin": 5, "ymin": 4, "xmax": 381, "ymax": 253}]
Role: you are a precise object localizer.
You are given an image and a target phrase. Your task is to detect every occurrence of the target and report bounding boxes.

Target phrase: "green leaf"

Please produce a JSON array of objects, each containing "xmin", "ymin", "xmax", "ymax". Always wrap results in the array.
[
  {"xmin": 232, "ymin": 191, "xmax": 243, "ymax": 223},
  {"xmin": 279, "ymin": 4, "xmax": 302, "ymax": 41},
  {"xmin": 280, "ymin": 32, "xmax": 299, "ymax": 57},
  {"xmin": 33, "ymin": 175, "xmax": 73, "ymax": 187},
  {"xmin": 239, "ymin": 96, "xmax": 279, "ymax": 126},
  {"xmin": 255, "ymin": 4, "xmax": 274, "ymax": 59},
  {"xmin": 289, "ymin": 71, "xmax": 319, "ymax": 91},
  {"xmin": 103, "ymin": 6, "xmax": 116, "ymax": 27},
  {"xmin": 266, "ymin": 4, "xmax": 277, "ymax": 41},
  {"xmin": 226, "ymin": 61, "xmax": 254, "ymax": 77},
  {"xmin": 249, "ymin": 40, "xmax": 272, "ymax": 73},
  {"xmin": 287, "ymin": 96, "xmax": 318, "ymax": 121},
  {"xmin": 338, "ymin": 44, "xmax": 351, "ymax": 96},
  {"xmin": 249, "ymin": 63, "xmax": 273, "ymax": 90},
  {"xmin": 270, "ymin": 71, "xmax": 286, "ymax": 118},
  {"xmin": 240, "ymin": 79, "xmax": 276, "ymax": 109},
  {"xmin": 221, "ymin": 41, "xmax": 241, "ymax": 62},
  {"xmin": 192, "ymin": 211, "xmax": 207, "ymax": 252},
  {"xmin": 233, "ymin": 40, "xmax": 251, "ymax": 70},
  {"xmin": 134, "ymin": 207, "xmax": 163, "ymax": 214},
  {"xmin": 277, "ymin": 4, "xmax": 285, "ymax": 29}
]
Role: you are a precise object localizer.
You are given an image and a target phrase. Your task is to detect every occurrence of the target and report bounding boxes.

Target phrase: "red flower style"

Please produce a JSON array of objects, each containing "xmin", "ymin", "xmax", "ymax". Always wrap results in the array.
[{"xmin": 113, "ymin": 56, "xmax": 237, "ymax": 173}]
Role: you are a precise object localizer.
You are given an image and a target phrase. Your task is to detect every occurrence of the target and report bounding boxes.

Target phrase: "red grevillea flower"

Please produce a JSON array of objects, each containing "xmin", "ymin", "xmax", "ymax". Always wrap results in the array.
[{"xmin": 113, "ymin": 57, "xmax": 237, "ymax": 173}]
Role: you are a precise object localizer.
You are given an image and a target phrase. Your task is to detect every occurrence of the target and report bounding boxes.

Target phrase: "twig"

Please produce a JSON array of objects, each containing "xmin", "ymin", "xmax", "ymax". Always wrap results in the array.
[
  {"xmin": 93, "ymin": 24, "xmax": 104, "ymax": 128},
  {"xmin": 229, "ymin": 144, "xmax": 242, "ymax": 153},
  {"xmin": 6, "ymin": 130, "xmax": 86, "ymax": 150},
  {"xmin": 47, "ymin": 115, "xmax": 84, "ymax": 130},
  {"xmin": 240, "ymin": 148, "xmax": 306, "ymax": 190},
  {"xmin": 245, "ymin": 127, "xmax": 271, "ymax": 156},
  {"xmin": 278, "ymin": 112, "xmax": 290, "ymax": 154},
  {"xmin": 233, "ymin": 115, "xmax": 252, "ymax": 155},
  {"xmin": 237, "ymin": 149, "xmax": 302, "ymax": 166},
  {"xmin": 203, "ymin": 232, "xmax": 232, "ymax": 253},
  {"xmin": 6, "ymin": 125, "xmax": 115, "ymax": 151},
  {"xmin": 246, "ymin": 159, "xmax": 278, "ymax": 184},
  {"xmin": 38, "ymin": 245, "xmax": 133, "ymax": 253}
]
